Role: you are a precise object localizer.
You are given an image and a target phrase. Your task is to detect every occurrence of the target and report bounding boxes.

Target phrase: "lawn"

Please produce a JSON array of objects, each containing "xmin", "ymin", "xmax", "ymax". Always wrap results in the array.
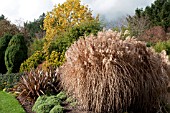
[{"xmin": 0, "ymin": 91, "xmax": 25, "ymax": 113}]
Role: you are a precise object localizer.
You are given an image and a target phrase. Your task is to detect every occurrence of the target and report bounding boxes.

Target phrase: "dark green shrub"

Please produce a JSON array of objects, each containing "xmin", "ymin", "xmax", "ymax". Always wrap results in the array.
[
  {"xmin": 146, "ymin": 41, "xmax": 154, "ymax": 47},
  {"xmin": 0, "ymin": 73, "xmax": 23, "ymax": 90},
  {"xmin": 0, "ymin": 34, "xmax": 12, "ymax": 74},
  {"xmin": 5, "ymin": 34, "xmax": 28, "ymax": 73},
  {"xmin": 28, "ymin": 38, "xmax": 45, "ymax": 57}
]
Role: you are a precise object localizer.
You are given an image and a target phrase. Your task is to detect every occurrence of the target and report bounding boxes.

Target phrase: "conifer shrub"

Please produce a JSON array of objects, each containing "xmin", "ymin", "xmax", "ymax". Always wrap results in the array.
[
  {"xmin": 20, "ymin": 51, "xmax": 45, "ymax": 72},
  {"xmin": 0, "ymin": 34, "xmax": 12, "ymax": 74},
  {"xmin": 32, "ymin": 92, "xmax": 73, "ymax": 113},
  {"xmin": 61, "ymin": 30, "xmax": 169, "ymax": 113},
  {"xmin": 32, "ymin": 95, "xmax": 61, "ymax": 113},
  {"xmin": 5, "ymin": 34, "xmax": 27, "ymax": 73}
]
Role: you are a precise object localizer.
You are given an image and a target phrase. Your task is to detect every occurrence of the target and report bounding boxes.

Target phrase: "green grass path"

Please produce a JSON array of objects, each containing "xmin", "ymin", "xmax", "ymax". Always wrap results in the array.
[{"xmin": 0, "ymin": 91, "xmax": 25, "ymax": 113}]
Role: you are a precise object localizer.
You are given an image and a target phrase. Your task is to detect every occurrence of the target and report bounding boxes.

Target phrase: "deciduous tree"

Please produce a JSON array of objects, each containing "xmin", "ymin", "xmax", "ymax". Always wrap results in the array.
[
  {"xmin": 43, "ymin": 0, "xmax": 98, "ymax": 53},
  {"xmin": 0, "ymin": 19, "xmax": 20, "ymax": 37}
]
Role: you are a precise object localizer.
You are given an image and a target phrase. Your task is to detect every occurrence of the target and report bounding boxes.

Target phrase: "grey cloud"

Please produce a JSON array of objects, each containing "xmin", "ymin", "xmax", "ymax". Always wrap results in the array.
[
  {"xmin": 82, "ymin": 0, "xmax": 155, "ymax": 21},
  {"xmin": 0, "ymin": 0, "xmax": 54, "ymax": 24},
  {"xmin": 0, "ymin": 0, "xmax": 155, "ymax": 25}
]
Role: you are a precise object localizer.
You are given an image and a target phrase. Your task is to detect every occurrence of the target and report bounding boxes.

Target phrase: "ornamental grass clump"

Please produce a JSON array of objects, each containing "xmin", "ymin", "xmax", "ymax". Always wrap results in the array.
[
  {"xmin": 60, "ymin": 30, "xmax": 170, "ymax": 113},
  {"xmin": 14, "ymin": 68, "xmax": 61, "ymax": 103}
]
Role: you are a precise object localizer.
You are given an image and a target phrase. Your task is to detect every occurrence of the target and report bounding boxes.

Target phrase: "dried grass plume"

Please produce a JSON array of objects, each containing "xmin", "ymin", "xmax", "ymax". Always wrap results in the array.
[{"xmin": 60, "ymin": 30, "xmax": 169, "ymax": 113}]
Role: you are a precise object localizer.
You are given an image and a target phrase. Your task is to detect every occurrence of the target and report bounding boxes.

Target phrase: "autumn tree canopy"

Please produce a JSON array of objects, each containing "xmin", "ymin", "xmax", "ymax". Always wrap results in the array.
[
  {"xmin": 0, "ymin": 18, "xmax": 20, "ymax": 37},
  {"xmin": 43, "ymin": 0, "xmax": 98, "ymax": 53}
]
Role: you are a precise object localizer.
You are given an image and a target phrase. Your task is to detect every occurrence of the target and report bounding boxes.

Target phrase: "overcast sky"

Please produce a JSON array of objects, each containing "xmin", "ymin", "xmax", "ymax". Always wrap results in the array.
[{"xmin": 0, "ymin": 0, "xmax": 155, "ymax": 25}]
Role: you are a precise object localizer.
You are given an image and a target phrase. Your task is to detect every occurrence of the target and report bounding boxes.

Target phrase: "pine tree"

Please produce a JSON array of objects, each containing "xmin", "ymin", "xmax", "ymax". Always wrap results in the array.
[
  {"xmin": 129, "ymin": 0, "xmax": 170, "ymax": 32},
  {"xmin": 144, "ymin": 0, "xmax": 170, "ymax": 30}
]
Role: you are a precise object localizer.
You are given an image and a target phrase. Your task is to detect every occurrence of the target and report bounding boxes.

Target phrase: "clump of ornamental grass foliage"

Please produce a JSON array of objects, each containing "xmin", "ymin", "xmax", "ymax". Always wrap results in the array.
[
  {"xmin": 13, "ymin": 67, "xmax": 61, "ymax": 103},
  {"xmin": 60, "ymin": 30, "xmax": 170, "ymax": 113}
]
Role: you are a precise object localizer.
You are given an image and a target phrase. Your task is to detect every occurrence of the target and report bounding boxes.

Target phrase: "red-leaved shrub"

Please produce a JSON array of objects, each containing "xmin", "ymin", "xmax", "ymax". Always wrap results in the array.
[{"xmin": 138, "ymin": 26, "xmax": 167, "ymax": 43}]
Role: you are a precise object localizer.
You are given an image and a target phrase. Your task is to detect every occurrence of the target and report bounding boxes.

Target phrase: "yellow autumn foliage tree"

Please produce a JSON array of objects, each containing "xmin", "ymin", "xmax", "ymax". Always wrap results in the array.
[{"xmin": 43, "ymin": 0, "xmax": 98, "ymax": 53}]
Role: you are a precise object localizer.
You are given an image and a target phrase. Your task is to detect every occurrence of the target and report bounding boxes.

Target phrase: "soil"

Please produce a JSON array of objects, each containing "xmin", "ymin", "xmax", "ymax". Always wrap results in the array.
[{"xmin": 17, "ymin": 96, "xmax": 35, "ymax": 113}]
